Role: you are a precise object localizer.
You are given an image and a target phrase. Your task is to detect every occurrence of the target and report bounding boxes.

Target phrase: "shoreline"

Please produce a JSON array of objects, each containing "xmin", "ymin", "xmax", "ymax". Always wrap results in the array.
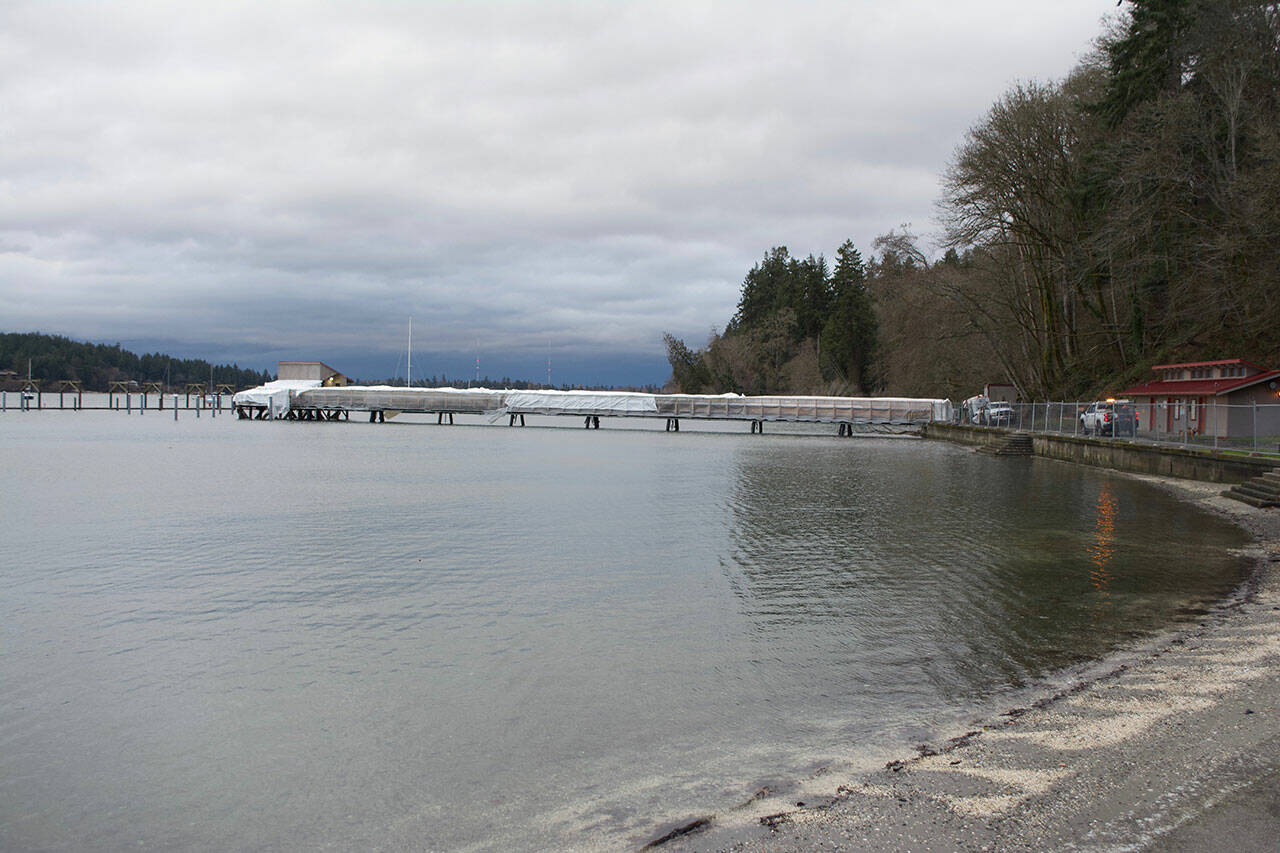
[{"xmin": 649, "ymin": 470, "xmax": 1280, "ymax": 852}]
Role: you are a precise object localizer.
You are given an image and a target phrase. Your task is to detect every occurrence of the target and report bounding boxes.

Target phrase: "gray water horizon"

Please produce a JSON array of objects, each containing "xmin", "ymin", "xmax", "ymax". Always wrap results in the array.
[{"xmin": 0, "ymin": 412, "xmax": 1249, "ymax": 850}]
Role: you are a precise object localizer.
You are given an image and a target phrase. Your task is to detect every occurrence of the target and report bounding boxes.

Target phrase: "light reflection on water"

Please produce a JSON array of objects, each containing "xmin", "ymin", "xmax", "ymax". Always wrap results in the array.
[{"xmin": 0, "ymin": 414, "xmax": 1249, "ymax": 850}]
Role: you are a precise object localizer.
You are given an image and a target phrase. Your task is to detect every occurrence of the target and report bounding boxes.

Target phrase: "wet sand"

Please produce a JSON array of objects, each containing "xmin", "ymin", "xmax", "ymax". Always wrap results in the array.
[{"xmin": 648, "ymin": 472, "xmax": 1280, "ymax": 852}]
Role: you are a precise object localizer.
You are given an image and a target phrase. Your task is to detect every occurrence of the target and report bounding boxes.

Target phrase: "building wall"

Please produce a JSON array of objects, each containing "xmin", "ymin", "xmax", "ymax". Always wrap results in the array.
[
  {"xmin": 278, "ymin": 362, "xmax": 347, "ymax": 385},
  {"xmin": 279, "ymin": 362, "xmax": 327, "ymax": 381},
  {"xmin": 984, "ymin": 383, "xmax": 1018, "ymax": 403},
  {"xmin": 1226, "ymin": 385, "xmax": 1280, "ymax": 439}
]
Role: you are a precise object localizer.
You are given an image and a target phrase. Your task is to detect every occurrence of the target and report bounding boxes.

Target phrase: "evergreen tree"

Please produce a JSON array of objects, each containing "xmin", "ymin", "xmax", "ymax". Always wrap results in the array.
[{"xmin": 820, "ymin": 241, "xmax": 880, "ymax": 392}]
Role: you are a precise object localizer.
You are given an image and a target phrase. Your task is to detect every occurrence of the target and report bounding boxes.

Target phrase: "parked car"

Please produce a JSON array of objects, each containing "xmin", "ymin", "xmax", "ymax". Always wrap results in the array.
[
  {"xmin": 1080, "ymin": 400, "xmax": 1138, "ymax": 436},
  {"xmin": 985, "ymin": 401, "xmax": 1013, "ymax": 426}
]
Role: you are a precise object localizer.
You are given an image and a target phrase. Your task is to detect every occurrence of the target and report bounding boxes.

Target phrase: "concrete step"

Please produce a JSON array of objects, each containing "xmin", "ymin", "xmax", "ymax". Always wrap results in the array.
[
  {"xmin": 1223, "ymin": 469, "xmax": 1280, "ymax": 507},
  {"xmin": 1234, "ymin": 482, "xmax": 1280, "ymax": 502},
  {"xmin": 978, "ymin": 433, "xmax": 1034, "ymax": 457},
  {"xmin": 1223, "ymin": 489, "xmax": 1279, "ymax": 508}
]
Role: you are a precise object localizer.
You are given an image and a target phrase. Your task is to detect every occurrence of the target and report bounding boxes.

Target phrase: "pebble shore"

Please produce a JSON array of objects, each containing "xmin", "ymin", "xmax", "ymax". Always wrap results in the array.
[{"xmin": 649, "ymin": 473, "xmax": 1280, "ymax": 852}]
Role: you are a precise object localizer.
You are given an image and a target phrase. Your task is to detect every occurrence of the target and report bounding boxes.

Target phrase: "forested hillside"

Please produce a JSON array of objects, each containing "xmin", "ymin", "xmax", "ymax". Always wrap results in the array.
[
  {"xmin": 668, "ymin": 0, "xmax": 1280, "ymax": 400},
  {"xmin": 0, "ymin": 332, "xmax": 272, "ymax": 391}
]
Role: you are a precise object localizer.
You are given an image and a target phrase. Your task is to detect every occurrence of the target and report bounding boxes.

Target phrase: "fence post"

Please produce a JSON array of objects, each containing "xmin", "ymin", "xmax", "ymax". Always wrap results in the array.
[
  {"xmin": 1213, "ymin": 399, "xmax": 1219, "ymax": 451},
  {"xmin": 1253, "ymin": 400, "xmax": 1258, "ymax": 453}
]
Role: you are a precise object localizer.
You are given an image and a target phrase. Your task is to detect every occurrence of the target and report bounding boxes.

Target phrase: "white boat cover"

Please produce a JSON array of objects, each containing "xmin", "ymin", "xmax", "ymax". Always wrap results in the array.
[
  {"xmin": 503, "ymin": 389, "xmax": 660, "ymax": 414},
  {"xmin": 232, "ymin": 379, "xmax": 322, "ymax": 418}
]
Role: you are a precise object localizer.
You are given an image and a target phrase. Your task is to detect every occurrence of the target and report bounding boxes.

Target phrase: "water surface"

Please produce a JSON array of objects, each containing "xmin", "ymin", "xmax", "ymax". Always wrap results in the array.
[{"xmin": 0, "ymin": 412, "xmax": 1248, "ymax": 849}]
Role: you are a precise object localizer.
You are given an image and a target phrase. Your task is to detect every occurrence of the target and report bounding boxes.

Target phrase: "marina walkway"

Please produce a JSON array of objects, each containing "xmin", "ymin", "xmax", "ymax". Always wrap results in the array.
[{"xmin": 232, "ymin": 383, "xmax": 952, "ymax": 431}]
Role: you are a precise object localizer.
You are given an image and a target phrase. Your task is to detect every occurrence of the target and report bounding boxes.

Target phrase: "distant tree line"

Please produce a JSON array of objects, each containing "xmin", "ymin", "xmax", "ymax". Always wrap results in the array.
[
  {"xmin": 0, "ymin": 332, "xmax": 272, "ymax": 391},
  {"xmin": 668, "ymin": 0, "xmax": 1280, "ymax": 400}
]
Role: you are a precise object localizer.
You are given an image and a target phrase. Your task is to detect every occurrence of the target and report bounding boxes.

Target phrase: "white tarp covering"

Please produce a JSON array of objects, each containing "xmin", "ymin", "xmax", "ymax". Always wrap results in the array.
[
  {"xmin": 232, "ymin": 379, "xmax": 322, "ymax": 418},
  {"xmin": 233, "ymin": 380, "xmax": 952, "ymax": 424},
  {"xmin": 503, "ymin": 389, "xmax": 660, "ymax": 414}
]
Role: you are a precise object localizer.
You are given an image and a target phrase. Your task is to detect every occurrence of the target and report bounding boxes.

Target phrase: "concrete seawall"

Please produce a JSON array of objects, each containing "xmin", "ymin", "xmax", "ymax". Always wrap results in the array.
[{"xmin": 925, "ymin": 422, "xmax": 1276, "ymax": 484}]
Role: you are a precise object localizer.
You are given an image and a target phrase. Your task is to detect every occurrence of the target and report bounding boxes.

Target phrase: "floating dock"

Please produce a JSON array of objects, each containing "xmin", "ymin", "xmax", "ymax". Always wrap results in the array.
[{"xmin": 232, "ymin": 382, "xmax": 952, "ymax": 432}]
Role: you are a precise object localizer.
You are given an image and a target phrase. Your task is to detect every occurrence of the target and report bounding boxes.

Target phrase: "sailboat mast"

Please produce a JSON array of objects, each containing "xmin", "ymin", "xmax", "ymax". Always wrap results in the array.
[{"xmin": 407, "ymin": 317, "xmax": 412, "ymax": 388}]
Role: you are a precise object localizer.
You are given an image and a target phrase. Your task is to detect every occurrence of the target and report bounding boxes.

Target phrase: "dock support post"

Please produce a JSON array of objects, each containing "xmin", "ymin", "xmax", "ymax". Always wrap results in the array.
[
  {"xmin": 371, "ymin": 410, "xmax": 378, "ymax": 423},
  {"xmin": 750, "ymin": 419, "xmax": 763, "ymax": 434},
  {"xmin": 665, "ymin": 418, "xmax": 680, "ymax": 432}
]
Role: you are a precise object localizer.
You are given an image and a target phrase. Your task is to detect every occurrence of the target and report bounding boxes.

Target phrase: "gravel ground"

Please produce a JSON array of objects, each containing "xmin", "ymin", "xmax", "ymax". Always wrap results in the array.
[{"xmin": 646, "ymin": 473, "xmax": 1280, "ymax": 853}]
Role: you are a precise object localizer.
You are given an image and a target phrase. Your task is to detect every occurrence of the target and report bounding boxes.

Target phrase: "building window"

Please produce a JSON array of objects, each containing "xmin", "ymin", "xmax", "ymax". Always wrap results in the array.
[{"xmin": 1175, "ymin": 400, "xmax": 1185, "ymax": 419}]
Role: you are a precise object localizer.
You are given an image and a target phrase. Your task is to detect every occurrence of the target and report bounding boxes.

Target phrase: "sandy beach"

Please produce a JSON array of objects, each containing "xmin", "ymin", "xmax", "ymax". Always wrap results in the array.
[{"xmin": 649, "ymin": 472, "xmax": 1280, "ymax": 852}]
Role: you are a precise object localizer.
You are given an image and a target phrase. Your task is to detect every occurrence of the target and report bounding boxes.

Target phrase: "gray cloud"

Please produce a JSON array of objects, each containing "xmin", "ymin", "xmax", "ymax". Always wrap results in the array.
[{"xmin": 0, "ymin": 0, "xmax": 1118, "ymax": 383}]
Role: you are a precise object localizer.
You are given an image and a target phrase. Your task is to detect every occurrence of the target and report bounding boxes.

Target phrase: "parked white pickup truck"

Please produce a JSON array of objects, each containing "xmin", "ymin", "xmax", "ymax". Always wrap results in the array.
[{"xmin": 1080, "ymin": 400, "xmax": 1138, "ymax": 436}]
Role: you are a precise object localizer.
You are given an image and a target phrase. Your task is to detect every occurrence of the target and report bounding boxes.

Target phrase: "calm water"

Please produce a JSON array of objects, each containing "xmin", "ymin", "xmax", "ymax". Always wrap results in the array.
[{"xmin": 0, "ymin": 412, "xmax": 1249, "ymax": 850}]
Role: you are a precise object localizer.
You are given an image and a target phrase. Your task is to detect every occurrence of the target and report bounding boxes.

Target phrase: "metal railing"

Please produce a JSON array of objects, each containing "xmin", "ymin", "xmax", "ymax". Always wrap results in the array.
[{"xmin": 963, "ymin": 401, "xmax": 1280, "ymax": 458}]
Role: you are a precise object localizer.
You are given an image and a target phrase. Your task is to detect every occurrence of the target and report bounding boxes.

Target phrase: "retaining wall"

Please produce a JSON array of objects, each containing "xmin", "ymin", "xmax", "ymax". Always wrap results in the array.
[{"xmin": 926, "ymin": 423, "xmax": 1276, "ymax": 484}]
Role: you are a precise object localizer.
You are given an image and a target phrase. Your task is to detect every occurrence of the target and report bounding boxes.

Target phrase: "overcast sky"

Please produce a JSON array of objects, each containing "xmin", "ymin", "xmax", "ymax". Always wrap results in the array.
[{"xmin": 1, "ymin": 0, "xmax": 1119, "ymax": 385}]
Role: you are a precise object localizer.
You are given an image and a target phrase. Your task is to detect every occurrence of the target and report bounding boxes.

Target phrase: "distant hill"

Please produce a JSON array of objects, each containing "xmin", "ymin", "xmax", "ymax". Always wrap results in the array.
[{"xmin": 0, "ymin": 332, "xmax": 272, "ymax": 392}]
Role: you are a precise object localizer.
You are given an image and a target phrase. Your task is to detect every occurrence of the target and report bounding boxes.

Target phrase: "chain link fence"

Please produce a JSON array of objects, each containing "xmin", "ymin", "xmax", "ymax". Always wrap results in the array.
[{"xmin": 961, "ymin": 400, "xmax": 1280, "ymax": 459}]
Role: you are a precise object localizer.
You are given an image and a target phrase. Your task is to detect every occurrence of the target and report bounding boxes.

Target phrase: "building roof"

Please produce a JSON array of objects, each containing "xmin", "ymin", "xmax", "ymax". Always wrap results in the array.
[
  {"xmin": 1122, "ymin": 370, "xmax": 1280, "ymax": 398},
  {"xmin": 1150, "ymin": 358, "xmax": 1266, "ymax": 371}
]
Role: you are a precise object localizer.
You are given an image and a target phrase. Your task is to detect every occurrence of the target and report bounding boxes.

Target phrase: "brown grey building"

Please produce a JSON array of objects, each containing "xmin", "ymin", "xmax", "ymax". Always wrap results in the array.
[
  {"xmin": 277, "ymin": 361, "xmax": 349, "ymax": 387},
  {"xmin": 1120, "ymin": 359, "xmax": 1280, "ymax": 439}
]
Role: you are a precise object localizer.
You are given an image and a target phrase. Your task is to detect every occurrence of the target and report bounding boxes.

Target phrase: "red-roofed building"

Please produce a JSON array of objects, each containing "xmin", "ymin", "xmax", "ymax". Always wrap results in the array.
[{"xmin": 1120, "ymin": 359, "xmax": 1280, "ymax": 438}]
